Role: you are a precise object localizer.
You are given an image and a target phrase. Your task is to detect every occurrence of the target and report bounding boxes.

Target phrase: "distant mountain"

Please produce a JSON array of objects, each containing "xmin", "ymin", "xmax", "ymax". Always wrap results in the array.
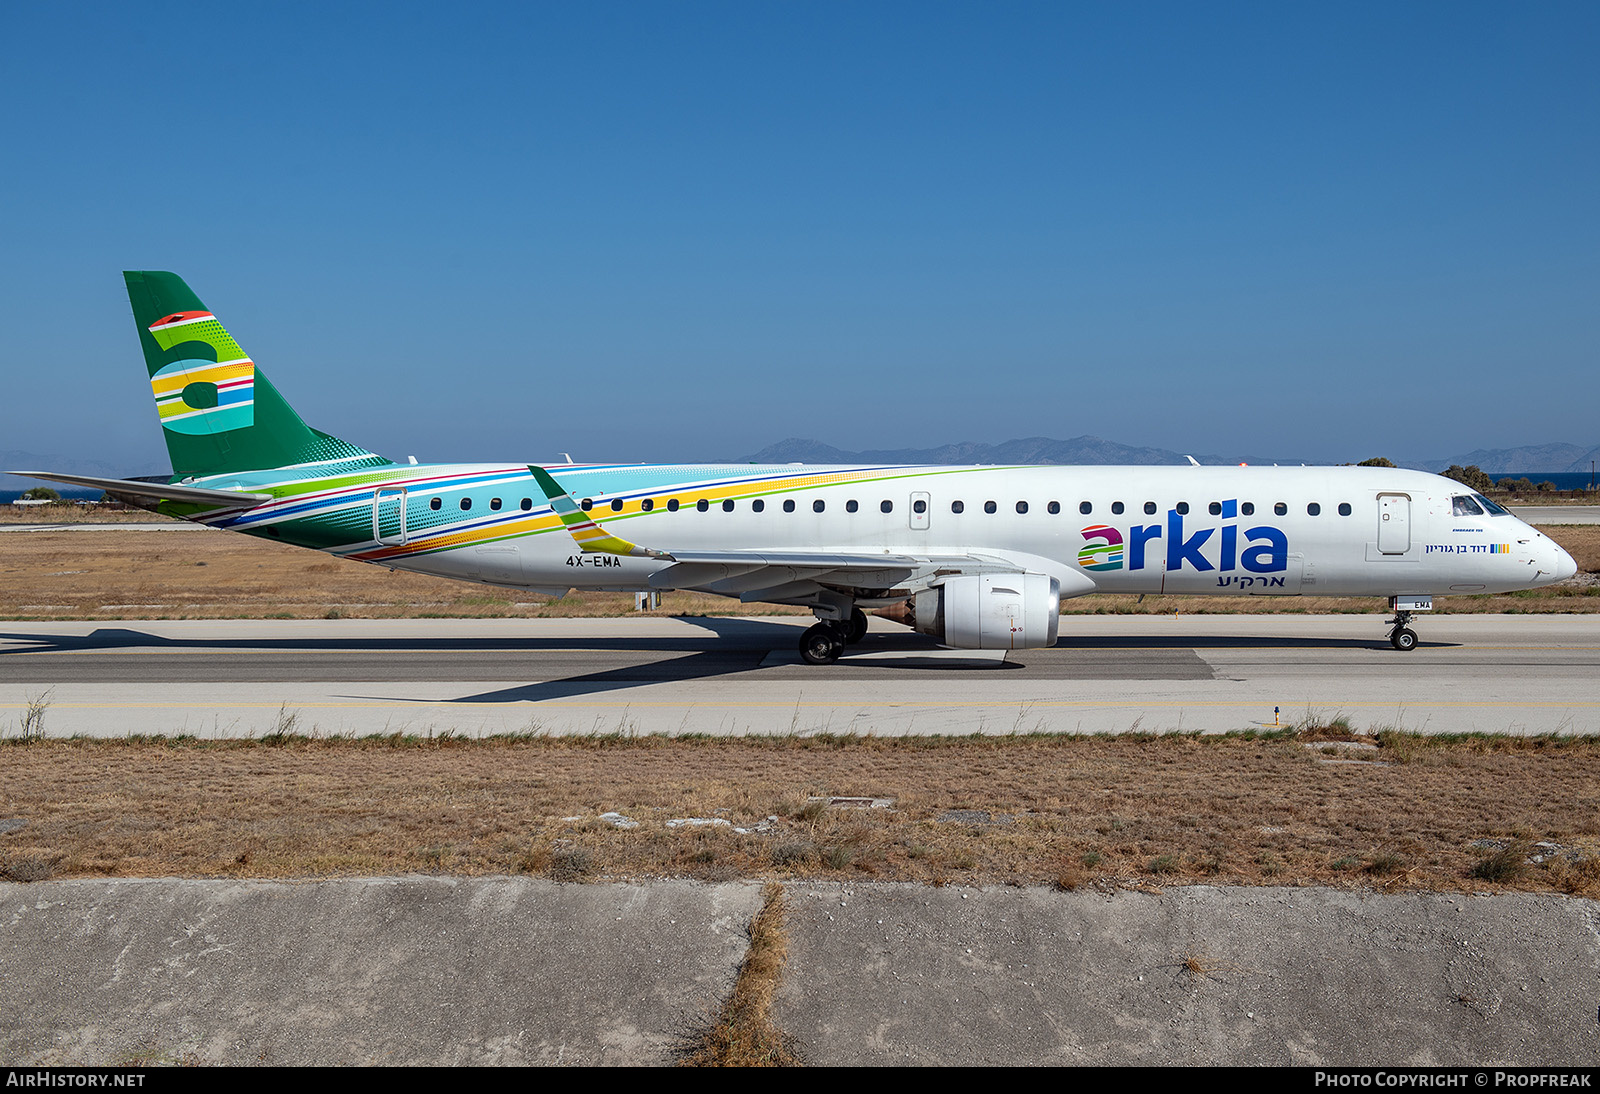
[
  {"xmin": 1421, "ymin": 443, "xmax": 1600, "ymax": 475},
  {"xmin": 747, "ymin": 436, "xmax": 1279, "ymax": 467},
  {"xmin": 0, "ymin": 451, "xmax": 132, "ymax": 494}
]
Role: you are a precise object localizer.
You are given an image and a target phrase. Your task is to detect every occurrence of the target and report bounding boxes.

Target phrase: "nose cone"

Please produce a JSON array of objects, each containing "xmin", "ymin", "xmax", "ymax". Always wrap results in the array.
[{"xmin": 1553, "ymin": 543, "xmax": 1578, "ymax": 582}]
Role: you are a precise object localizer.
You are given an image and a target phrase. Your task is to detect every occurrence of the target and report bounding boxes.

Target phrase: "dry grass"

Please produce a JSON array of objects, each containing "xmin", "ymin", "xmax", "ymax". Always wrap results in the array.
[
  {"xmin": 679, "ymin": 883, "xmax": 798, "ymax": 1067},
  {"xmin": 1, "ymin": 733, "xmax": 1597, "ymax": 895},
  {"xmin": 0, "ymin": 524, "xmax": 1596, "ymax": 620},
  {"xmin": 0, "ymin": 504, "xmax": 177, "ymax": 525}
]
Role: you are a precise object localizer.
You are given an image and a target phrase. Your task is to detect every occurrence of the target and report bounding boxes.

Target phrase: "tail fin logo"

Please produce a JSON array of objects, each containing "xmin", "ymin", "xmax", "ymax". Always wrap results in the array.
[{"xmin": 147, "ymin": 311, "xmax": 256, "ymax": 435}]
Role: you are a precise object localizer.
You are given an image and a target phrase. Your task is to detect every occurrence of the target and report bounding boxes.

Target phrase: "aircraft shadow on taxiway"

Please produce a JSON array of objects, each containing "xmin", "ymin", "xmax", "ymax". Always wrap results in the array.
[
  {"xmin": 0, "ymin": 619, "xmax": 1431, "ymax": 656},
  {"xmin": 0, "ymin": 621, "xmax": 1448, "ymax": 704}
]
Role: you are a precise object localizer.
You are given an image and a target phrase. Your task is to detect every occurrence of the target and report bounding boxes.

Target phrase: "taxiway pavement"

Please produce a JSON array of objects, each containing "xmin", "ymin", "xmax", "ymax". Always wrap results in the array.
[{"xmin": 1, "ymin": 614, "xmax": 1596, "ymax": 737}]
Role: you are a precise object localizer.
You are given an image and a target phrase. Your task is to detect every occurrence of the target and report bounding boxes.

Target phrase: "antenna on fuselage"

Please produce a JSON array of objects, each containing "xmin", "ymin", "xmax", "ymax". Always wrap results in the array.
[{"xmin": 1184, "ymin": 455, "xmax": 1200, "ymax": 466}]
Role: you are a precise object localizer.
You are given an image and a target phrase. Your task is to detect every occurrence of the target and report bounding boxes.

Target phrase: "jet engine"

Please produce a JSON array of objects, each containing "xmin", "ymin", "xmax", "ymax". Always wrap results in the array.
[{"xmin": 910, "ymin": 573, "xmax": 1061, "ymax": 650}]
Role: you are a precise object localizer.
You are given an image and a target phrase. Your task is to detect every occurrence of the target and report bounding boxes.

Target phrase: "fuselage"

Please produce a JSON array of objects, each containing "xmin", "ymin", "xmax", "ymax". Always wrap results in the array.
[{"xmin": 185, "ymin": 461, "xmax": 1577, "ymax": 602}]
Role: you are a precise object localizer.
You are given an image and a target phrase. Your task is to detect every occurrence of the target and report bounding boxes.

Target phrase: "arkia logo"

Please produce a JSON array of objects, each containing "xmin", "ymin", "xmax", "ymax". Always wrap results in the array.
[
  {"xmin": 1080, "ymin": 500, "xmax": 1289, "ymax": 574},
  {"xmin": 1077, "ymin": 525, "xmax": 1124, "ymax": 571}
]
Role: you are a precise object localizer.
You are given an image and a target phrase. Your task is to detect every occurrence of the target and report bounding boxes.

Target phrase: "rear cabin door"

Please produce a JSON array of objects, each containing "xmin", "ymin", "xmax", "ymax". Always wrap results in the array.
[
  {"xmin": 1377, "ymin": 493, "xmax": 1410, "ymax": 555},
  {"xmin": 373, "ymin": 487, "xmax": 408, "ymax": 547}
]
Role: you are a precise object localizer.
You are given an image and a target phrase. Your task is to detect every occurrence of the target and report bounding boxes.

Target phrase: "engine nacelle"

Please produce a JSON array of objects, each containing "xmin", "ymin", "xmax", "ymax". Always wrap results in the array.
[{"xmin": 912, "ymin": 573, "xmax": 1061, "ymax": 650}]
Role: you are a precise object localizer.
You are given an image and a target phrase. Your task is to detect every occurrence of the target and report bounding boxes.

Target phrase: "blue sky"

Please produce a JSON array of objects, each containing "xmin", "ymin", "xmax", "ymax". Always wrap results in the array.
[{"xmin": 2, "ymin": 2, "xmax": 1595, "ymax": 470}]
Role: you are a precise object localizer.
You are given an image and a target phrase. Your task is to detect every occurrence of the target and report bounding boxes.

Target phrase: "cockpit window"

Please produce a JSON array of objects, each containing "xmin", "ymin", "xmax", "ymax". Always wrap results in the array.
[
  {"xmin": 1473, "ymin": 493, "xmax": 1509, "ymax": 516},
  {"xmin": 1451, "ymin": 495, "xmax": 1484, "ymax": 517}
]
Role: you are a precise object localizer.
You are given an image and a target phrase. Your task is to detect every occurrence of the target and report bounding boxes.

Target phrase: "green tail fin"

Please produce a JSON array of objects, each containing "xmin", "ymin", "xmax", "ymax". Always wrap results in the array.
[{"xmin": 124, "ymin": 271, "xmax": 383, "ymax": 478}]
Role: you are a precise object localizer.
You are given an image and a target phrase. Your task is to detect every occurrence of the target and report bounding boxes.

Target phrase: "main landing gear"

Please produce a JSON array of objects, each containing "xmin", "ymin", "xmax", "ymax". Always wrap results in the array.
[
  {"xmin": 1387, "ymin": 610, "xmax": 1418, "ymax": 652},
  {"xmin": 798, "ymin": 608, "xmax": 869, "ymax": 665}
]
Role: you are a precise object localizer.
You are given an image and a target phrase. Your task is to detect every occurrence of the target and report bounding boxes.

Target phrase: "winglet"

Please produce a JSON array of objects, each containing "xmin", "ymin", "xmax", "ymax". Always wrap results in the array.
[{"xmin": 528, "ymin": 466, "xmax": 673, "ymax": 559}]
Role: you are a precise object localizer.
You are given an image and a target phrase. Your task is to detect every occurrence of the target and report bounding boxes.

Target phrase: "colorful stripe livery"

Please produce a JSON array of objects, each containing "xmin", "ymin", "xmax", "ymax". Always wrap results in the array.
[
  {"xmin": 529, "ymin": 465, "xmax": 669, "ymax": 558},
  {"xmin": 185, "ymin": 461, "xmax": 1014, "ymax": 569},
  {"xmin": 146, "ymin": 311, "xmax": 256, "ymax": 434}
]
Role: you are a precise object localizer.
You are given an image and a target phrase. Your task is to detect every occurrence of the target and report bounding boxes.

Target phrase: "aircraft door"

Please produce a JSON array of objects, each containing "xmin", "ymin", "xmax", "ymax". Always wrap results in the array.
[
  {"xmin": 1377, "ymin": 493, "xmax": 1410, "ymax": 555},
  {"xmin": 910, "ymin": 491, "xmax": 931, "ymax": 531},
  {"xmin": 373, "ymin": 487, "xmax": 408, "ymax": 547}
]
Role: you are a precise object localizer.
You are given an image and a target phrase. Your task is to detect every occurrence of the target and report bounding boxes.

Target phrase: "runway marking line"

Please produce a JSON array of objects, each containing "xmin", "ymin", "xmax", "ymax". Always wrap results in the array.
[
  {"xmin": 4, "ymin": 699, "xmax": 1598, "ymax": 711},
  {"xmin": 4, "ymin": 644, "xmax": 1599, "ymax": 656}
]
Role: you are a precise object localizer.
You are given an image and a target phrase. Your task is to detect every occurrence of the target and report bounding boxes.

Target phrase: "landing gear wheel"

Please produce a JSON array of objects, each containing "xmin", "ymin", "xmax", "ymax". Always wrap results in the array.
[
  {"xmin": 844, "ymin": 608, "xmax": 869, "ymax": 645},
  {"xmin": 799, "ymin": 623, "xmax": 844, "ymax": 664},
  {"xmin": 1386, "ymin": 607, "xmax": 1418, "ymax": 652}
]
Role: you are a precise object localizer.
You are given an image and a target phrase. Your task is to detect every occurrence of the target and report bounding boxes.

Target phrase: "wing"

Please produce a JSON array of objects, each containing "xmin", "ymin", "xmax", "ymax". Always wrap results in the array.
[
  {"xmin": 7, "ymin": 471, "xmax": 272, "ymax": 509},
  {"xmin": 528, "ymin": 464, "xmax": 1018, "ymax": 601}
]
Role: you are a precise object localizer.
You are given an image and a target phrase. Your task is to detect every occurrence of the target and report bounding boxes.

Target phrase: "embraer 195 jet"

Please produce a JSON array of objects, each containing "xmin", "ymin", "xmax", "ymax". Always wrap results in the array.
[{"xmin": 16, "ymin": 272, "xmax": 1579, "ymax": 663}]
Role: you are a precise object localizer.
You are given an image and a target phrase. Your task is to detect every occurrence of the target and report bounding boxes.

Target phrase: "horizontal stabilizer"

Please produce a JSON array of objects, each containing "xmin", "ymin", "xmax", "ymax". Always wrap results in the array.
[{"xmin": 8, "ymin": 471, "xmax": 272, "ymax": 508}]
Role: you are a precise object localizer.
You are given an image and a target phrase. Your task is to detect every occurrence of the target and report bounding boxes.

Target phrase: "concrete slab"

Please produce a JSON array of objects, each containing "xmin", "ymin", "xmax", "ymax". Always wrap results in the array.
[
  {"xmin": 6, "ymin": 877, "xmax": 1596, "ymax": 1067},
  {"xmin": 776, "ymin": 882, "xmax": 1600, "ymax": 1066},
  {"xmin": 1, "ymin": 877, "xmax": 761, "ymax": 1066}
]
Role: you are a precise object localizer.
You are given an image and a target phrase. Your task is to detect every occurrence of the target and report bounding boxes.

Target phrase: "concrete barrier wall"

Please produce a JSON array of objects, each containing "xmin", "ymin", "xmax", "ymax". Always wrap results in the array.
[{"xmin": 4, "ymin": 878, "xmax": 1597, "ymax": 1066}]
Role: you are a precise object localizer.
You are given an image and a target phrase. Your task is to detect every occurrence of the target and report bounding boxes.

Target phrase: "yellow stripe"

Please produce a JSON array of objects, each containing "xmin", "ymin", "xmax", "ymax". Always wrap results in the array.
[{"xmin": 150, "ymin": 362, "xmax": 253, "ymax": 397}]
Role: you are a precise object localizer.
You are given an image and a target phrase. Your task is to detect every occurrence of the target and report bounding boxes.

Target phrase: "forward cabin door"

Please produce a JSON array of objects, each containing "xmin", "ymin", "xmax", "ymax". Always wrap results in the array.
[
  {"xmin": 1377, "ymin": 493, "xmax": 1410, "ymax": 555},
  {"xmin": 909, "ymin": 491, "xmax": 931, "ymax": 531},
  {"xmin": 373, "ymin": 487, "xmax": 408, "ymax": 547}
]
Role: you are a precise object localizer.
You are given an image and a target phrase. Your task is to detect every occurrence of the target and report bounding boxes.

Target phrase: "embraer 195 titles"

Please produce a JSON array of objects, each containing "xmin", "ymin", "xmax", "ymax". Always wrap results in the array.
[{"xmin": 17, "ymin": 273, "xmax": 1579, "ymax": 663}]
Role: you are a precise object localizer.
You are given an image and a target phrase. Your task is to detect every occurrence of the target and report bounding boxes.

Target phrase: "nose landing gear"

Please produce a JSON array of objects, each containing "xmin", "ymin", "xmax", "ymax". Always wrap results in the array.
[
  {"xmin": 1385, "ymin": 595, "xmax": 1431, "ymax": 652},
  {"xmin": 1388, "ymin": 614, "xmax": 1418, "ymax": 651}
]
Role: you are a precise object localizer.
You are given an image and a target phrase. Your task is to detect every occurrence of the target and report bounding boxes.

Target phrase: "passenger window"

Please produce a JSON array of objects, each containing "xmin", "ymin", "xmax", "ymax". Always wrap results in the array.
[
  {"xmin": 722, "ymin": 500, "xmax": 734, "ymax": 512},
  {"xmin": 667, "ymin": 499, "xmax": 680, "ymax": 512},
  {"xmin": 1079, "ymin": 501, "xmax": 1092, "ymax": 515},
  {"xmin": 1241, "ymin": 502, "xmax": 1254, "ymax": 516},
  {"xmin": 1144, "ymin": 502, "xmax": 1157, "ymax": 515},
  {"xmin": 752, "ymin": 499, "xmax": 764, "ymax": 513},
  {"xmin": 580, "ymin": 498, "xmax": 592, "ymax": 511},
  {"xmin": 881, "ymin": 500, "xmax": 893, "ymax": 514},
  {"xmin": 951, "ymin": 500, "xmax": 964, "ymax": 514},
  {"xmin": 1016, "ymin": 501, "xmax": 1029, "ymax": 514},
  {"xmin": 913, "ymin": 499, "xmax": 926, "ymax": 514},
  {"xmin": 611, "ymin": 499, "xmax": 624, "ymax": 512},
  {"xmin": 430, "ymin": 498, "xmax": 442, "ymax": 511},
  {"xmin": 460, "ymin": 498, "xmax": 472, "ymax": 511},
  {"xmin": 1047, "ymin": 501, "xmax": 1060, "ymax": 515},
  {"xmin": 984, "ymin": 501, "xmax": 997, "ymax": 514},
  {"xmin": 783, "ymin": 499, "xmax": 795, "ymax": 513},
  {"xmin": 520, "ymin": 498, "xmax": 532, "ymax": 511},
  {"xmin": 1307, "ymin": 503, "xmax": 1321, "ymax": 516},
  {"xmin": 1111, "ymin": 501, "xmax": 1124, "ymax": 515},
  {"xmin": 1209, "ymin": 502, "xmax": 1222, "ymax": 516},
  {"xmin": 1338, "ymin": 502, "xmax": 1352, "ymax": 516},
  {"xmin": 1176, "ymin": 502, "xmax": 1189, "ymax": 515},
  {"xmin": 696, "ymin": 499, "xmax": 709, "ymax": 512},
  {"xmin": 813, "ymin": 499, "xmax": 825, "ymax": 513},
  {"xmin": 846, "ymin": 500, "xmax": 859, "ymax": 513},
  {"xmin": 490, "ymin": 498, "xmax": 502, "ymax": 511},
  {"xmin": 642, "ymin": 499, "xmax": 654, "ymax": 512},
  {"xmin": 1274, "ymin": 502, "xmax": 1287, "ymax": 516}
]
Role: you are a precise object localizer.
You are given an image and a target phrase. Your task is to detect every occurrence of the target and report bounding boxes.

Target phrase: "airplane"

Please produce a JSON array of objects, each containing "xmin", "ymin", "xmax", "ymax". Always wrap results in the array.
[{"xmin": 14, "ymin": 271, "xmax": 1579, "ymax": 664}]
